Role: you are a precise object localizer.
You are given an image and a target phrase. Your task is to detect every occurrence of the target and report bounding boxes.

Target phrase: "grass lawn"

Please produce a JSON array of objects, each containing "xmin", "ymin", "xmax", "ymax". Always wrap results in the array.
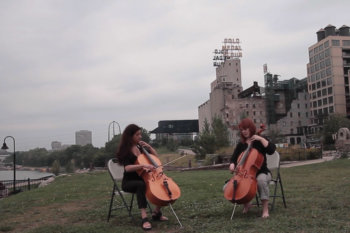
[{"xmin": 0, "ymin": 159, "xmax": 349, "ymax": 233}]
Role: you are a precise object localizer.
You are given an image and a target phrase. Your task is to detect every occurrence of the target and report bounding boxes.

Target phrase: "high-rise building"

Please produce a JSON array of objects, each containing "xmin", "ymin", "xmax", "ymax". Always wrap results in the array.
[
  {"xmin": 51, "ymin": 141, "xmax": 62, "ymax": 151},
  {"xmin": 75, "ymin": 130, "xmax": 92, "ymax": 146},
  {"xmin": 307, "ymin": 24, "xmax": 350, "ymax": 129}
]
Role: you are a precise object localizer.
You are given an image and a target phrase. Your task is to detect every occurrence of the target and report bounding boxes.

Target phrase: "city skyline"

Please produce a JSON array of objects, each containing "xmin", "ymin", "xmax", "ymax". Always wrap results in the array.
[{"xmin": 0, "ymin": 1, "xmax": 349, "ymax": 151}]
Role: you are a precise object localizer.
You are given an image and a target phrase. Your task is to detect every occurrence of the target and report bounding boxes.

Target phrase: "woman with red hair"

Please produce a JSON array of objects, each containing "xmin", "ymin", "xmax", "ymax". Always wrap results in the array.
[{"xmin": 229, "ymin": 118, "xmax": 276, "ymax": 218}]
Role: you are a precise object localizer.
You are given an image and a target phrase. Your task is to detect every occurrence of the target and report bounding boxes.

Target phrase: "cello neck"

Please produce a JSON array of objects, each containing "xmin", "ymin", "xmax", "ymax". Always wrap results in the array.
[{"xmin": 138, "ymin": 144, "xmax": 159, "ymax": 168}]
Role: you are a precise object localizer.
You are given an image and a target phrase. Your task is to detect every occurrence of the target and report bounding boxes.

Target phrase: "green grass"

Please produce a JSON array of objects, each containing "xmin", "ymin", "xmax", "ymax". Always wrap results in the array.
[{"xmin": 0, "ymin": 159, "xmax": 350, "ymax": 233}]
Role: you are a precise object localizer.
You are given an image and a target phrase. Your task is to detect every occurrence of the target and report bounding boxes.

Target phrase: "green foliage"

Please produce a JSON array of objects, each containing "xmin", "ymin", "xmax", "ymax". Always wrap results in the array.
[
  {"xmin": 211, "ymin": 116, "xmax": 230, "ymax": 148},
  {"xmin": 65, "ymin": 159, "xmax": 75, "ymax": 173},
  {"xmin": 141, "ymin": 127, "xmax": 151, "ymax": 143},
  {"xmin": 51, "ymin": 160, "xmax": 60, "ymax": 176},
  {"xmin": 193, "ymin": 117, "xmax": 229, "ymax": 158},
  {"xmin": 105, "ymin": 134, "xmax": 121, "ymax": 157},
  {"xmin": 165, "ymin": 139, "xmax": 178, "ymax": 152}
]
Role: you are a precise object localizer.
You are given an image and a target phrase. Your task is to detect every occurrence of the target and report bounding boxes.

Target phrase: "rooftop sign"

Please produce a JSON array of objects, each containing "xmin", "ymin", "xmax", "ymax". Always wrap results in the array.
[{"xmin": 213, "ymin": 38, "xmax": 242, "ymax": 67}]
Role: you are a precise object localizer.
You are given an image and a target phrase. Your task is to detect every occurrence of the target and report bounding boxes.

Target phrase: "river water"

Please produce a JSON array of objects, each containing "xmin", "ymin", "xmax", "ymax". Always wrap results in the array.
[{"xmin": 0, "ymin": 170, "xmax": 54, "ymax": 180}]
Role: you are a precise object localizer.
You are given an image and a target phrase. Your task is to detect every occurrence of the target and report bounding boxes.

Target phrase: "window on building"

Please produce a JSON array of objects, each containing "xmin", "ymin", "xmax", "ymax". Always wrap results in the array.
[
  {"xmin": 318, "ymin": 99, "xmax": 322, "ymax": 106},
  {"xmin": 320, "ymin": 61, "xmax": 325, "ymax": 69},
  {"xmin": 313, "ymin": 109, "xmax": 317, "ymax": 116},
  {"xmin": 328, "ymin": 96, "xmax": 333, "ymax": 103},
  {"xmin": 323, "ymin": 98, "xmax": 328, "ymax": 105},
  {"xmin": 325, "ymin": 48, "xmax": 330, "ymax": 57},
  {"xmin": 328, "ymin": 87, "xmax": 332, "ymax": 94},
  {"xmin": 343, "ymin": 40, "xmax": 350, "ymax": 46},
  {"xmin": 297, "ymin": 103, "xmax": 300, "ymax": 108},
  {"xmin": 321, "ymin": 80, "xmax": 326, "ymax": 87},
  {"xmin": 324, "ymin": 40, "xmax": 329, "ymax": 48},
  {"xmin": 317, "ymin": 90, "xmax": 321, "ymax": 97},
  {"xmin": 312, "ymin": 83, "xmax": 316, "ymax": 90},
  {"xmin": 306, "ymin": 112, "xmax": 308, "ymax": 117},
  {"xmin": 329, "ymin": 106, "xmax": 334, "ymax": 113},
  {"xmin": 316, "ymin": 72, "xmax": 321, "ymax": 80},
  {"xmin": 317, "ymin": 82, "xmax": 321, "ymax": 89},
  {"xmin": 290, "ymin": 112, "xmax": 293, "ymax": 117},
  {"xmin": 309, "ymin": 49, "xmax": 314, "ymax": 56},
  {"xmin": 322, "ymin": 88, "xmax": 327, "ymax": 96},
  {"xmin": 332, "ymin": 40, "xmax": 340, "ymax": 46},
  {"xmin": 323, "ymin": 107, "xmax": 328, "ymax": 115},
  {"xmin": 327, "ymin": 77, "xmax": 332, "ymax": 85},
  {"xmin": 305, "ymin": 103, "xmax": 308, "ymax": 108},
  {"xmin": 313, "ymin": 101, "xmax": 317, "ymax": 107},
  {"xmin": 298, "ymin": 112, "xmax": 301, "ymax": 117}
]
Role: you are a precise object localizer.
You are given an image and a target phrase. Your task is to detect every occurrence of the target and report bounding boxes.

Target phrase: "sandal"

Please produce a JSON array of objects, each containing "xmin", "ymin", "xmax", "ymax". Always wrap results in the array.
[
  {"xmin": 152, "ymin": 210, "xmax": 168, "ymax": 221},
  {"xmin": 141, "ymin": 217, "xmax": 152, "ymax": 231}
]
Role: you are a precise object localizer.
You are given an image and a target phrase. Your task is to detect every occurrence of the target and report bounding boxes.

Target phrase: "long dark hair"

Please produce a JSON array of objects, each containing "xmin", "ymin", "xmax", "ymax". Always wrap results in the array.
[
  {"xmin": 116, "ymin": 124, "xmax": 141, "ymax": 165},
  {"xmin": 238, "ymin": 118, "xmax": 256, "ymax": 143}
]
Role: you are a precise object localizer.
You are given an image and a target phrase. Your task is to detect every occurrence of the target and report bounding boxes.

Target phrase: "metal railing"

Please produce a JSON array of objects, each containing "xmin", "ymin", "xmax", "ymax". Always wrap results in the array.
[{"xmin": 0, "ymin": 175, "xmax": 54, "ymax": 198}]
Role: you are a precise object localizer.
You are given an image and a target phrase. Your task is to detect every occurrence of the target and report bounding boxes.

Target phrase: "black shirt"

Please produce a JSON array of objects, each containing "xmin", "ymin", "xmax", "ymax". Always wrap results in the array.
[
  {"xmin": 230, "ymin": 139, "xmax": 276, "ymax": 176},
  {"xmin": 121, "ymin": 152, "xmax": 143, "ymax": 184}
]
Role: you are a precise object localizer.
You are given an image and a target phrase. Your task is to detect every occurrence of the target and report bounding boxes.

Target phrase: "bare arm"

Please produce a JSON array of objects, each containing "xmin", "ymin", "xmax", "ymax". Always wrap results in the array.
[{"xmin": 125, "ymin": 164, "xmax": 154, "ymax": 172}]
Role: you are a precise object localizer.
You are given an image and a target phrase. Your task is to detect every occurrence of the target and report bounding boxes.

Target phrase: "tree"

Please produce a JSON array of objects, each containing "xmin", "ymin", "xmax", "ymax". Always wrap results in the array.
[
  {"xmin": 193, "ymin": 118, "xmax": 229, "ymax": 158},
  {"xmin": 51, "ymin": 160, "xmax": 60, "ymax": 176},
  {"xmin": 141, "ymin": 128, "xmax": 151, "ymax": 143},
  {"xmin": 211, "ymin": 116, "xmax": 230, "ymax": 148}
]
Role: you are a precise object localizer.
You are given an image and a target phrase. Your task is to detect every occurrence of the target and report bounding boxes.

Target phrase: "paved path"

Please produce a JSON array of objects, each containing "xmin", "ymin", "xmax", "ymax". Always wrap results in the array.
[{"xmin": 281, "ymin": 155, "xmax": 335, "ymax": 168}]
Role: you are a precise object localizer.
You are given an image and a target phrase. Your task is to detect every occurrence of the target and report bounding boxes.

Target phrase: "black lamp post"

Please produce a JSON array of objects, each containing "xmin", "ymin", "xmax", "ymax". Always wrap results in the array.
[
  {"xmin": 108, "ymin": 121, "xmax": 121, "ymax": 141},
  {"xmin": 1, "ymin": 136, "xmax": 16, "ymax": 193}
]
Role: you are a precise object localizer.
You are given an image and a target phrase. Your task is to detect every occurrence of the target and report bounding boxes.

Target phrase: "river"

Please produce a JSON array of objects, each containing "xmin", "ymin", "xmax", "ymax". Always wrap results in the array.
[{"xmin": 0, "ymin": 170, "xmax": 54, "ymax": 181}]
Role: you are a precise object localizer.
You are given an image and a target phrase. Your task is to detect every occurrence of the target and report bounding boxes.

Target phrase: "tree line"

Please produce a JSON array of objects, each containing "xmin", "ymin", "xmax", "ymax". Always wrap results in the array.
[{"xmin": 3, "ymin": 119, "xmax": 231, "ymax": 172}]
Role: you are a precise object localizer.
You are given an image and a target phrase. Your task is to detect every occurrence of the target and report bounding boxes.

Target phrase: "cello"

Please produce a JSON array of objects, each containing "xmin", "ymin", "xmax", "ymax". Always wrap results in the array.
[
  {"xmin": 135, "ymin": 145, "xmax": 181, "ymax": 207},
  {"xmin": 223, "ymin": 124, "xmax": 265, "ymax": 204}
]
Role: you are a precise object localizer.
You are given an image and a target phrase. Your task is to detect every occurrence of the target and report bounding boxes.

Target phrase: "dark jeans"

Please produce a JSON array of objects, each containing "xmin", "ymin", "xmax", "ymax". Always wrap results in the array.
[{"xmin": 122, "ymin": 179, "xmax": 147, "ymax": 209}]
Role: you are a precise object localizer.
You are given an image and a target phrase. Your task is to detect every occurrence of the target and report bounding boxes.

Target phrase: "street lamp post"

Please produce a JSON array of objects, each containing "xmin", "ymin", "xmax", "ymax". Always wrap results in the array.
[
  {"xmin": 108, "ymin": 121, "xmax": 121, "ymax": 141},
  {"xmin": 1, "ymin": 136, "xmax": 17, "ymax": 193}
]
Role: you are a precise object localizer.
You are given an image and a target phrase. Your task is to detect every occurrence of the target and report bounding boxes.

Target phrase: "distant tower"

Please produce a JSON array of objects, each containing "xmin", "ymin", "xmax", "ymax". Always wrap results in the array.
[
  {"xmin": 51, "ymin": 141, "xmax": 62, "ymax": 151},
  {"xmin": 75, "ymin": 130, "xmax": 92, "ymax": 146}
]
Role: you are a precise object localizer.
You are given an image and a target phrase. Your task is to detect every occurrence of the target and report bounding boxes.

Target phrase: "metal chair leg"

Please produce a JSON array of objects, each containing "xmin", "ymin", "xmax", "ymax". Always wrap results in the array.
[
  {"xmin": 279, "ymin": 174, "xmax": 287, "ymax": 208},
  {"xmin": 107, "ymin": 184, "xmax": 116, "ymax": 222}
]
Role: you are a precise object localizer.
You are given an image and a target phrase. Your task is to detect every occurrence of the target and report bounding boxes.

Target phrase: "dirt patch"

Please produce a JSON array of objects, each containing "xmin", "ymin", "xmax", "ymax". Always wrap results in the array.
[{"xmin": 2, "ymin": 200, "xmax": 93, "ymax": 232}]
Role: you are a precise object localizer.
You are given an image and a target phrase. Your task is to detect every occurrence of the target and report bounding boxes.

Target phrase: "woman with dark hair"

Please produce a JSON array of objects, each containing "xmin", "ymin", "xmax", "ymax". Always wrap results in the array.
[
  {"xmin": 229, "ymin": 118, "xmax": 276, "ymax": 218},
  {"xmin": 116, "ymin": 124, "xmax": 167, "ymax": 231}
]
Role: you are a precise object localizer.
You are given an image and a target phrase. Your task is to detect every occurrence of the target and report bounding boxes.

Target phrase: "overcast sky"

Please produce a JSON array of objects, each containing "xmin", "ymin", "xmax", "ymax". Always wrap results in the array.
[{"xmin": 0, "ymin": 0, "xmax": 349, "ymax": 151}]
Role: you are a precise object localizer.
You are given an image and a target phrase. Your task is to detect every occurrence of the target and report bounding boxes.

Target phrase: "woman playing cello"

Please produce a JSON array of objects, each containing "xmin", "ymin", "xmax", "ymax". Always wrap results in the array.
[
  {"xmin": 229, "ymin": 118, "xmax": 276, "ymax": 218},
  {"xmin": 116, "ymin": 124, "xmax": 168, "ymax": 231}
]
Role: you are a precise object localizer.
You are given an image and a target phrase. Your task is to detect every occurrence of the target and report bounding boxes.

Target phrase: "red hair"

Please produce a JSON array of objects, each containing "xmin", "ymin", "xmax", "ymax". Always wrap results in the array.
[{"xmin": 239, "ymin": 118, "xmax": 256, "ymax": 142}]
